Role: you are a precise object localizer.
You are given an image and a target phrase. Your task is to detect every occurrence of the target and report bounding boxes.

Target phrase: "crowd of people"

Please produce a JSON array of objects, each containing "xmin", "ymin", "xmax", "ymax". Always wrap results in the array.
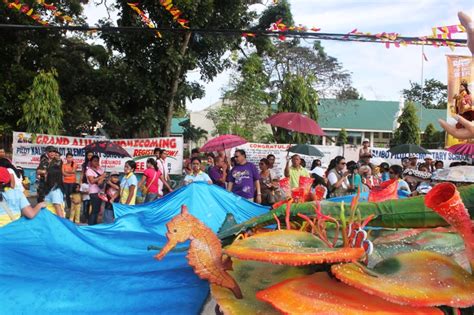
[{"xmin": 0, "ymin": 140, "xmax": 469, "ymax": 226}]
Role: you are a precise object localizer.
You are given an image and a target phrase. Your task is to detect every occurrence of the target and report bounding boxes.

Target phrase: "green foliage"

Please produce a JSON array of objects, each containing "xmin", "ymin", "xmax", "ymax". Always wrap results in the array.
[
  {"xmin": 19, "ymin": 70, "xmax": 63, "ymax": 135},
  {"xmin": 402, "ymin": 79, "xmax": 447, "ymax": 109},
  {"xmin": 180, "ymin": 119, "xmax": 208, "ymax": 144},
  {"xmin": 207, "ymin": 54, "xmax": 272, "ymax": 142},
  {"xmin": 392, "ymin": 102, "xmax": 421, "ymax": 145},
  {"xmin": 275, "ymin": 74, "xmax": 319, "ymax": 144},
  {"xmin": 422, "ymin": 123, "xmax": 445, "ymax": 149},
  {"xmin": 337, "ymin": 128, "xmax": 348, "ymax": 146},
  {"xmin": 337, "ymin": 87, "xmax": 364, "ymax": 100}
]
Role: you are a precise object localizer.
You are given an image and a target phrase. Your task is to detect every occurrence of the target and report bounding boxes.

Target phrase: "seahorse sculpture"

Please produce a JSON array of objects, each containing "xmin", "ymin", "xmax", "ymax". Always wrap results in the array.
[{"xmin": 155, "ymin": 205, "xmax": 243, "ymax": 299}]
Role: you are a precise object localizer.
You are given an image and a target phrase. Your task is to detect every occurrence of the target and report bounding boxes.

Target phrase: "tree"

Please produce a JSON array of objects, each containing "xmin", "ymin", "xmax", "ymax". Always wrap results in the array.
[
  {"xmin": 274, "ymin": 74, "xmax": 319, "ymax": 144},
  {"xmin": 180, "ymin": 119, "xmax": 208, "ymax": 144},
  {"xmin": 206, "ymin": 54, "xmax": 272, "ymax": 141},
  {"xmin": 337, "ymin": 128, "xmax": 348, "ymax": 146},
  {"xmin": 337, "ymin": 87, "xmax": 364, "ymax": 100},
  {"xmin": 392, "ymin": 101, "xmax": 421, "ymax": 145},
  {"xmin": 402, "ymin": 79, "xmax": 447, "ymax": 109},
  {"xmin": 19, "ymin": 70, "xmax": 63, "ymax": 135}
]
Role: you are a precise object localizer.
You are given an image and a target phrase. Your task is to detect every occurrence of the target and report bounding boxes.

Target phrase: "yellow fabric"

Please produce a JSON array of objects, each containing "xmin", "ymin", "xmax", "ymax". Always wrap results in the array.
[
  {"xmin": 46, "ymin": 203, "xmax": 65, "ymax": 217},
  {"xmin": 120, "ymin": 173, "xmax": 137, "ymax": 205},
  {"xmin": 22, "ymin": 177, "xmax": 30, "ymax": 198},
  {"xmin": 0, "ymin": 214, "xmax": 20, "ymax": 227},
  {"xmin": 289, "ymin": 166, "xmax": 310, "ymax": 189}
]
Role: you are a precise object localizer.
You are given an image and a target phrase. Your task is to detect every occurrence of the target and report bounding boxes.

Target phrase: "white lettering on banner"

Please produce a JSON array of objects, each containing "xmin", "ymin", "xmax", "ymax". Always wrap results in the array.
[
  {"xmin": 371, "ymin": 148, "xmax": 470, "ymax": 165},
  {"xmin": 12, "ymin": 132, "xmax": 184, "ymax": 174},
  {"xmin": 231, "ymin": 143, "xmax": 343, "ymax": 176}
]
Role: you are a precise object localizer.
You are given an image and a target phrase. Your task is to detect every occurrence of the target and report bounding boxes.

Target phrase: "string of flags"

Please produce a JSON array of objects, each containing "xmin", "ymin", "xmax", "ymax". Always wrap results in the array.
[
  {"xmin": 127, "ymin": 2, "xmax": 162, "ymax": 38},
  {"xmin": 159, "ymin": 0, "xmax": 189, "ymax": 29},
  {"xmin": 3, "ymin": 0, "xmax": 74, "ymax": 25}
]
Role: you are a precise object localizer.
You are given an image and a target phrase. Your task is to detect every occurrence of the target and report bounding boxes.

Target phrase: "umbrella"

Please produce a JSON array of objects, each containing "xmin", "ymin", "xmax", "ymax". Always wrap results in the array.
[
  {"xmin": 446, "ymin": 143, "xmax": 474, "ymax": 157},
  {"xmin": 83, "ymin": 141, "xmax": 131, "ymax": 158},
  {"xmin": 200, "ymin": 134, "xmax": 247, "ymax": 153},
  {"xmin": 287, "ymin": 144, "xmax": 324, "ymax": 157},
  {"xmin": 264, "ymin": 112, "xmax": 325, "ymax": 136},
  {"xmin": 388, "ymin": 144, "xmax": 430, "ymax": 155}
]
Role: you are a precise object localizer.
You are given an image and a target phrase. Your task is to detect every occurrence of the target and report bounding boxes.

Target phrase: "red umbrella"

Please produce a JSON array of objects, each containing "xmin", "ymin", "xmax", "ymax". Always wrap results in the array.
[
  {"xmin": 200, "ymin": 134, "xmax": 248, "ymax": 152},
  {"xmin": 446, "ymin": 143, "xmax": 474, "ymax": 157},
  {"xmin": 264, "ymin": 112, "xmax": 325, "ymax": 136}
]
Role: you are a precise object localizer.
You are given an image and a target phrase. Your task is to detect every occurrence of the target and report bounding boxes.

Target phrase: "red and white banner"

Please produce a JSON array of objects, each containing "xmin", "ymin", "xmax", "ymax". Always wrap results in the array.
[{"xmin": 12, "ymin": 132, "xmax": 184, "ymax": 174}]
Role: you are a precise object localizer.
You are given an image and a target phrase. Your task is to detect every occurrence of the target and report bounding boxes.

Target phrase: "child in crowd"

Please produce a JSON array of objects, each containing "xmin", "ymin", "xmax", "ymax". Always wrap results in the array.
[
  {"xmin": 103, "ymin": 173, "xmax": 120, "ymax": 224},
  {"xmin": 80, "ymin": 182, "xmax": 90, "ymax": 223},
  {"xmin": 17, "ymin": 167, "xmax": 30, "ymax": 197},
  {"xmin": 69, "ymin": 184, "xmax": 82, "ymax": 224}
]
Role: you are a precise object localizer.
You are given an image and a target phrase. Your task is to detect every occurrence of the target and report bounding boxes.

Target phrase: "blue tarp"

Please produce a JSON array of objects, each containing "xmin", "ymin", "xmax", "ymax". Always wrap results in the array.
[
  {"xmin": 0, "ymin": 182, "xmax": 269, "ymax": 314},
  {"xmin": 327, "ymin": 190, "xmax": 410, "ymax": 203}
]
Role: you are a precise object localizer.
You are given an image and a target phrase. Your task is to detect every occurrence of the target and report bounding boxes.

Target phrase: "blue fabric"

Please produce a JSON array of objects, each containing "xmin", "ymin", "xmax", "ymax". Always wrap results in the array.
[
  {"xmin": 0, "ymin": 182, "xmax": 269, "ymax": 314},
  {"xmin": 327, "ymin": 190, "xmax": 409, "ymax": 203}
]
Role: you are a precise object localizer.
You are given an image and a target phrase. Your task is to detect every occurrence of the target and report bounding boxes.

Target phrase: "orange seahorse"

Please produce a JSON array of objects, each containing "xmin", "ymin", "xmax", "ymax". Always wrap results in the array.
[{"xmin": 154, "ymin": 205, "xmax": 243, "ymax": 299}]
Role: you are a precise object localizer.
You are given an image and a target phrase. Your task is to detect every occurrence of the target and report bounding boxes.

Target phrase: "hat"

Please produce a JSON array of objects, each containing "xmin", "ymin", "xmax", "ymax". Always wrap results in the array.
[
  {"xmin": 310, "ymin": 167, "xmax": 325, "ymax": 178},
  {"xmin": 0, "ymin": 167, "xmax": 11, "ymax": 185},
  {"xmin": 45, "ymin": 145, "xmax": 58, "ymax": 153},
  {"xmin": 362, "ymin": 138, "xmax": 370, "ymax": 143},
  {"xmin": 403, "ymin": 169, "xmax": 432, "ymax": 180},
  {"xmin": 408, "ymin": 154, "xmax": 417, "ymax": 159},
  {"xmin": 424, "ymin": 155, "xmax": 433, "ymax": 160}
]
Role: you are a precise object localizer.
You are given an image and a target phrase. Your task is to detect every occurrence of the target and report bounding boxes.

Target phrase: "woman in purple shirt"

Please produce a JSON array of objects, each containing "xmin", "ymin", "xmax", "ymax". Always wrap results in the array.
[
  {"xmin": 208, "ymin": 156, "xmax": 228, "ymax": 188},
  {"xmin": 227, "ymin": 150, "xmax": 261, "ymax": 203}
]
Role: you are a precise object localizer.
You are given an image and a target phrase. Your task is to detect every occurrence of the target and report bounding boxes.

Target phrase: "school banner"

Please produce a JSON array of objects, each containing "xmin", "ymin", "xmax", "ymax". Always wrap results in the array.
[
  {"xmin": 231, "ymin": 143, "xmax": 343, "ymax": 176},
  {"xmin": 12, "ymin": 132, "xmax": 184, "ymax": 174},
  {"xmin": 446, "ymin": 55, "xmax": 473, "ymax": 147},
  {"xmin": 371, "ymin": 147, "xmax": 470, "ymax": 166}
]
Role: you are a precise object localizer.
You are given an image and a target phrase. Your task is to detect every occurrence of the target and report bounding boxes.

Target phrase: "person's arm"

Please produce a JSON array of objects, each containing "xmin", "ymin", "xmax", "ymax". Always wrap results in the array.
[
  {"xmin": 227, "ymin": 182, "xmax": 233, "ymax": 192},
  {"xmin": 125, "ymin": 185, "xmax": 136, "ymax": 204},
  {"xmin": 22, "ymin": 201, "xmax": 46, "ymax": 219},
  {"xmin": 161, "ymin": 175, "xmax": 173, "ymax": 191},
  {"xmin": 53, "ymin": 204, "xmax": 65, "ymax": 218},
  {"xmin": 332, "ymin": 172, "xmax": 349, "ymax": 189},
  {"xmin": 62, "ymin": 165, "xmax": 75, "ymax": 176},
  {"xmin": 284, "ymin": 160, "xmax": 290, "ymax": 178},
  {"xmin": 137, "ymin": 175, "xmax": 146, "ymax": 188},
  {"xmin": 9, "ymin": 173, "xmax": 15, "ymax": 188},
  {"xmin": 255, "ymin": 180, "xmax": 262, "ymax": 204}
]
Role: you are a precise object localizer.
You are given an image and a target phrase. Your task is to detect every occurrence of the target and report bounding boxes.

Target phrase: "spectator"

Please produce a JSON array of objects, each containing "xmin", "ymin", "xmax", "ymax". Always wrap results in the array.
[
  {"xmin": 0, "ymin": 167, "xmax": 45, "ymax": 223},
  {"xmin": 418, "ymin": 163, "xmax": 429, "ymax": 172},
  {"xmin": 86, "ymin": 155, "xmax": 106, "ymax": 225},
  {"xmin": 258, "ymin": 158, "xmax": 274, "ymax": 206},
  {"xmin": 36, "ymin": 146, "xmax": 61, "ymax": 202},
  {"xmin": 284, "ymin": 154, "xmax": 310, "ymax": 189},
  {"xmin": 310, "ymin": 167, "xmax": 328, "ymax": 200},
  {"xmin": 16, "ymin": 167, "xmax": 30, "ymax": 197},
  {"xmin": 138, "ymin": 158, "xmax": 171, "ymax": 202},
  {"xmin": 184, "ymin": 157, "xmax": 212, "ymax": 185},
  {"xmin": 44, "ymin": 165, "xmax": 65, "ymax": 218},
  {"xmin": 120, "ymin": 160, "xmax": 138, "ymax": 205},
  {"xmin": 403, "ymin": 169, "xmax": 432, "ymax": 195},
  {"xmin": 80, "ymin": 181, "xmax": 90, "ymax": 223},
  {"xmin": 424, "ymin": 155, "xmax": 435, "ymax": 172},
  {"xmin": 184, "ymin": 148, "xmax": 200, "ymax": 175},
  {"xmin": 266, "ymin": 154, "xmax": 280, "ymax": 179},
  {"xmin": 156, "ymin": 149, "xmax": 172, "ymax": 196},
  {"xmin": 208, "ymin": 156, "xmax": 228, "ymax": 188},
  {"xmin": 434, "ymin": 160, "xmax": 444, "ymax": 170},
  {"xmin": 0, "ymin": 158, "xmax": 22, "ymax": 191},
  {"xmin": 300, "ymin": 158, "xmax": 307, "ymax": 168},
  {"xmin": 359, "ymin": 138, "xmax": 372, "ymax": 160},
  {"xmin": 204, "ymin": 153, "xmax": 215, "ymax": 173},
  {"xmin": 311, "ymin": 159, "xmax": 322, "ymax": 170},
  {"xmin": 407, "ymin": 154, "xmax": 418, "ymax": 170},
  {"xmin": 360, "ymin": 165, "xmax": 379, "ymax": 190},
  {"xmin": 388, "ymin": 165, "xmax": 410, "ymax": 192},
  {"xmin": 326, "ymin": 156, "xmax": 350, "ymax": 197},
  {"xmin": 103, "ymin": 172, "xmax": 120, "ymax": 224},
  {"xmin": 379, "ymin": 162, "xmax": 390, "ymax": 182},
  {"xmin": 359, "ymin": 152, "xmax": 373, "ymax": 167},
  {"xmin": 227, "ymin": 149, "xmax": 261, "ymax": 203},
  {"xmin": 346, "ymin": 161, "xmax": 362, "ymax": 193},
  {"xmin": 80, "ymin": 150, "xmax": 93, "ymax": 184},
  {"xmin": 401, "ymin": 157, "xmax": 410, "ymax": 170},
  {"xmin": 62, "ymin": 152, "xmax": 77, "ymax": 214},
  {"xmin": 0, "ymin": 148, "xmax": 5, "ymax": 159},
  {"xmin": 69, "ymin": 183, "xmax": 82, "ymax": 224}
]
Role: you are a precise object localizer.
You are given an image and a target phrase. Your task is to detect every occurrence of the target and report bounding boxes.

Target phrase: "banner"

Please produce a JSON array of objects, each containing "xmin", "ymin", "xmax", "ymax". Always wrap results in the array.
[
  {"xmin": 371, "ymin": 147, "xmax": 470, "ymax": 166},
  {"xmin": 12, "ymin": 132, "xmax": 183, "ymax": 174},
  {"xmin": 446, "ymin": 55, "xmax": 473, "ymax": 147},
  {"xmin": 231, "ymin": 143, "xmax": 343, "ymax": 177}
]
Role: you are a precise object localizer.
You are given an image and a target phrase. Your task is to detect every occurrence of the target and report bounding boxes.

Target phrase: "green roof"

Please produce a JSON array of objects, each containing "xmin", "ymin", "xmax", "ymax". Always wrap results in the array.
[
  {"xmin": 318, "ymin": 99, "xmax": 444, "ymax": 132},
  {"xmin": 171, "ymin": 118, "xmax": 188, "ymax": 135}
]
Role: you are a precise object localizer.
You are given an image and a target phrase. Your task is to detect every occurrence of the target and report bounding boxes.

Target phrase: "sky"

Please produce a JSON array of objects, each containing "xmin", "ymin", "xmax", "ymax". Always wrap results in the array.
[{"xmin": 84, "ymin": 0, "xmax": 474, "ymax": 112}]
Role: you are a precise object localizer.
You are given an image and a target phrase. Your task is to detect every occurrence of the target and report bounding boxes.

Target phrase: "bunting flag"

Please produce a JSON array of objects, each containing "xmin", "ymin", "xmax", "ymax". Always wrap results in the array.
[
  {"xmin": 4, "ymin": 0, "xmax": 48, "ymax": 25},
  {"xmin": 432, "ymin": 24, "xmax": 466, "ymax": 38},
  {"xmin": 37, "ymin": 0, "xmax": 74, "ymax": 24},
  {"xmin": 159, "ymin": 0, "xmax": 189, "ymax": 29},
  {"xmin": 267, "ymin": 18, "xmax": 321, "ymax": 40},
  {"xmin": 127, "ymin": 2, "xmax": 162, "ymax": 38}
]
